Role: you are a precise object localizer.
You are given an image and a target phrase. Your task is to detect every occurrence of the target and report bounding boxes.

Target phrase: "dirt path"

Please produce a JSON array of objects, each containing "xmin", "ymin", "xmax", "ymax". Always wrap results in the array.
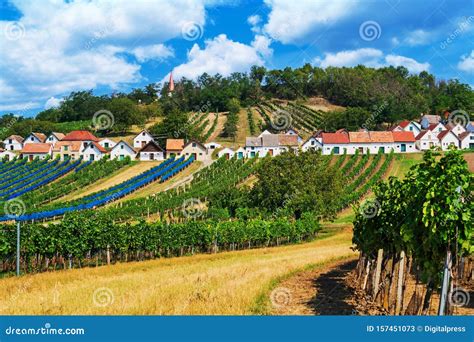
[{"xmin": 208, "ymin": 112, "xmax": 227, "ymax": 142}]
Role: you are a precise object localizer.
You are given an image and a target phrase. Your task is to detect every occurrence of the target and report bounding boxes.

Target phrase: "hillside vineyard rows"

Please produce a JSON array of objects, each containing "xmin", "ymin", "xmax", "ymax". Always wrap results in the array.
[{"xmin": 0, "ymin": 149, "xmax": 395, "ymax": 273}]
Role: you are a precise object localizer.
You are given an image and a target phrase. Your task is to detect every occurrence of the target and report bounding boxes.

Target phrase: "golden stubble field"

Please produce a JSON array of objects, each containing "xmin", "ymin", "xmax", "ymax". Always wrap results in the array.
[{"xmin": 0, "ymin": 225, "xmax": 354, "ymax": 315}]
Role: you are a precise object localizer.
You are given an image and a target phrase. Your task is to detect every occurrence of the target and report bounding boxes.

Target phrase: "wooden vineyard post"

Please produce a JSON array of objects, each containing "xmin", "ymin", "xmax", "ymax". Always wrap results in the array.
[
  {"xmin": 362, "ymin": 259, "xmax": 371, "ymax": 290},
  {"xmin": 373, "ymin": 249, "xmax": 384, "ymax": 298},
  {"xmin": 438, "ymin": 251, "xmax": 452, "ymax": 315},
  {"xmin": 395, "ymin": 250, "xmax": 405, "ymax": 315},
  {"xmin": 106, "ymin": 245, "xmax": 111, "ymax": 265}
]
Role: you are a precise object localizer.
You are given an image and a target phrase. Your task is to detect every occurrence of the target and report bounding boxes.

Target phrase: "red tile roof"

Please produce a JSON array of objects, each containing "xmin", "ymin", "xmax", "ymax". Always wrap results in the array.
[
  {"xmin": 90, "ymin": 142, "xmax": 107, "ymax": 153},
  {"xmin": 415, "ymin": 130, "xmax": 429, "ymax": 140},
  {"xmin": 5, "ymin": 135, "xmax": 24, "ymax": 143},
  {"xmin": 349, "ymin": 132, "xmax": 371, "ymax": 143},
  {"xmin": 458, "ymin": 131, "xmax": 472, "ymax": 140},
  {"xmin": 166, "ymin": 139, "xmax": 184, "ymax": 151},
  {"xmin": 21, "ymin": 143, "xmax": 52, "ymax": 153},
  {"xmin": 52, "ymin": 141, "xmax": 83, "ymax": 152},
  {"xmin": 392, "ymin": 131, "xmax": 416, "ymax": 142},
  {"xmin": 398, "ymin": 120, "xmax": 411, "ymax": 128},
  {"xmin": 321, "ymin": 132, "xmax": 349, "ymax": 144},
  {"xmin": 370, "ymin": 131, "xmax": 394, "ymax": 143},
  {"xmin": 30, "ymin": 132, "xmax": 47, "ymax": 142},
  {"xmin": 62, "ymin": 130, "xmax": 99, "ymax": 142}
]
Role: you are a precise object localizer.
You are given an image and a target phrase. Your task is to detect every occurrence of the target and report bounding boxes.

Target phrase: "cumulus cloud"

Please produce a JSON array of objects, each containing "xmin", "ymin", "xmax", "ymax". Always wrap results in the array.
[
  {"xmin": 315, "ymin": 49, "xmax": 384, "ymax": 68},
  {"xmin": 169, "ymin": 34, "xmax": 266, "ymax": 81},
  {"xmin": 385, "ymin": 54, "xmax": 430, "ymax": 73},
  {"xmin": 263, "ymin": 0, "xmax": 355, "ymax": 44},
  {"xmin": 251, "ymin": 35, "xmax": 273, "ymax": 58},
  {"xmin": 131, "ymin": 44, "xmax": 174, "ymax": 62},
  {"xmin": 403, "ymin": 29, "xmax": 434, "ymax": 46},
  {"xmin": 44, "ymin": 97, "xmax": 62, "ymax": 109},
  {"xmin": 314, "ymin": 48, "xmax": 430, "ymax": 73},
  {"xmin": 458, "ymin": 51, "xmax": 474, "ymax": 73},
  {"xmin": 0, "ymin": 0, "xmax": 207, "ymax": 111}
]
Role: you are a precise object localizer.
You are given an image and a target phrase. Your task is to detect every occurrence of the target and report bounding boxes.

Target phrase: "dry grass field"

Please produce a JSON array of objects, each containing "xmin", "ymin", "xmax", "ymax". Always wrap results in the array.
[{"xmin": 0, "ymin": 225, "xmax": 354, "ymax": 315}]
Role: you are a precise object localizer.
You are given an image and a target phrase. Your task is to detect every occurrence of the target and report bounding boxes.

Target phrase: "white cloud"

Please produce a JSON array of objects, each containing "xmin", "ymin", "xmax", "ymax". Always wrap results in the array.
[
  {"xmin": 315, "ymin": 48, "xmax": 384, "ymax": 68},
  {"xmin": 403, "ymin": 29, "xmax": 434, "ymax": 46},
  {"xmin": 458, "ymin": 50, "xmax": 474, "ymax": 73},
  {"xmin": 263, "ymin": 0, "xmax": 355, "ymax": 44},
  {"xmin": 131, "ymin": 44, "xmax": 174, "ymax": 62},
  {"xmin": 385, "ymin": 54, "xmax": 430, "ymax": 73},
  {"xmin": 0, "ymin": 0, "xmax": 208, "ymax": 111},
  {"xmin": 248, "ymin": 15, "xmax": 261, "ymax": 27},
  {"xmin": 169, "ymin": 34, "xmax": 265, "ymax": 81},
  {"xmin": 251, "ymin": 35, "xmax": 273, "ymax": 58},
  {"xmin": 314, "ymin": 48, "xmax": 430, "ymax": 73},
  {"xmin": 0, "ymin": 102, "xmax": 41, "ymax": 112},
  {"xmin": 44, "ymin": 97, "xmax": 62, "ymax": 109}
]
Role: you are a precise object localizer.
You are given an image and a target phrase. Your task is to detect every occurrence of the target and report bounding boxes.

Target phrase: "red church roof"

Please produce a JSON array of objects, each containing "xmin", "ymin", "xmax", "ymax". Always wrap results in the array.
[{"xmin": 62, "ymin": 130, "xmax": 99, "ymax": 142}]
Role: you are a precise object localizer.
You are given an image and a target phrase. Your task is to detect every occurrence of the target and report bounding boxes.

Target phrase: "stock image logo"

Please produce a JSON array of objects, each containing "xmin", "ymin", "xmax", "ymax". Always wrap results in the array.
[
  {"xmin": 448, "ymin": 110, "xmax": 470, "ymax": 127},
  {"xmin": 4, "ymin": 198, "xmax": 26, "ymax": 219},
  {"xmin": 92, "ymin": 287, "xmax": 115, "ymax": 307},
  {"xmin": 359, "ymin": 199, "xmax": 380, "ymax": 219},
  {"xmin": 4, "ymin": 22, "xmax": 26, "ymax": 41},
  {"xmin": 448, "ymin": 287, "xmax": 470, "ymax": 308},
  {"xmin": 271, "ymin": 109, "xmax": 292, "ymax": 131},
  {"xmin": 181, "ymin": 198, "xmax": 203, "ymax": 219},
  {"xmin": 359, "ymin": 20, "xmax": 381, "ymax": 41},
  {"xmin": 181, "ymin": 21, "xmax": 203, "ymax": 41},
  {"xmin": 92, "ymin": 110, "xmax": 115, "ymax": 130},
  {"xmin": 270, "ymin": 287, "xmax": 292, "ymax": 308}
]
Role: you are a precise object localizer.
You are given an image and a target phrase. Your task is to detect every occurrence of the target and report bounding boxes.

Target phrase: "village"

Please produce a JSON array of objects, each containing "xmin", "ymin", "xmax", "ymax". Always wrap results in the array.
[{"xmin": 1, "ymin": 113, "xmax": 473, "ymax": 162}]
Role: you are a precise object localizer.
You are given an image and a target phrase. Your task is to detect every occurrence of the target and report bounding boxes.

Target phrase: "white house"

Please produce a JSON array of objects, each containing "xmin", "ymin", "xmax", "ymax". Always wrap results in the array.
[
  {"xmin": 138, "ymin": 141, "xmax": 165, "ymax": 161},
  {"xmin": 438, "ymin": 130, "xmax": 459, "ymax": 150},
  {"xmin": 459, "ymin": 131, "xmax": 474, "ymax": 150},
  {"xmin": 320, "ymin": 132, "xmax": 350, "ymax": 155},
  {"xmin": 182, "ymin": 140, "xmax": 210, "ymax": 161},
  {"xmin": 99, "ymin": 138, "xmax": 117, "ymax": 150},
  {"xmin": 133, "ymin": 130, "xmax": 155, "ymax": 149},
  {"xmin": 302, "ymin": 132, "xmax": 323, "ymax": 152},
  {"xmin": 427, "ymin": 123, "xmax": 446, "ymax": 137},
  {"xmin": 392, "ymin": 131, "xmax": 417, "ymax": 153},
  {"xmin": 21, "ymin": 143, "xmax": 52, "ymax": 161},
  {"xmin": 446, "ymin": 123, "xmax": 467, "ymax": 137},
  {"xmin": 24, "ymin": 132, "xmax": 47, "ymax": 144},
  {"xmin": 2, "ymin": 135, "xmax": 23, "ymax": 151},
  {"xmin": 46, "ymin": 132, "xmax": 65, "ymax": 145},
  {"xmin": 391, "ymin": 120, "xmax": 421, "ymax": 135},
  {"xmin": 82, "ymin": 142, "xmax": 108, "ymax": 161},
  {"xmin": 0, "ymin": 148, "xmax": 15, "ymax": 161},
  {"xmin": 204, "ymin": 142, "xmax": 222, "ymax": 150},
  {"xmin": 110, "ymin": 140, "xmax": 136, "ymax": 161},
  {"xmin": 235, "ymin": 147, "xmax": 246, "ymax": 159},
  {"xmin": 217, "ymin": 147, "xmax": 235, "ymax": 159},
  {"xmin": 415, "ymin": 130, "xmax": 440, "ymax": 150},
  {"xmin": 245, "ymin": 134, "xmax": 298, "ymax": 158},
  {"xmin": 420, "ymin": 114, "xmax": 441, "ymax": 129}
]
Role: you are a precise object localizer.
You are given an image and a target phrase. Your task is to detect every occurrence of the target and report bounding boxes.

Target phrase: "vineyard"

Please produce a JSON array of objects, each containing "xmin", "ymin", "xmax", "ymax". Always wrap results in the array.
[{"xmin": 352, "ymin": 148, "xmax": 473, "ymax": 315}]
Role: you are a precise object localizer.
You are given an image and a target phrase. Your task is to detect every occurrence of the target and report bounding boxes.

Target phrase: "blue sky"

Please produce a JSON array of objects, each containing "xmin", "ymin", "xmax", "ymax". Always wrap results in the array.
[{"xmin": 0, "ymin": 0, "xmax": 472, "ymax": 117}]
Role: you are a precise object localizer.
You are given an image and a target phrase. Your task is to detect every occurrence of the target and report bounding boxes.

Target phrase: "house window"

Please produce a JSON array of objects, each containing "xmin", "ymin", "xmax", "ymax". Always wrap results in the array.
[
  {"xmin": 311, "ymin": 141, "xmax": 315, "ymax": 146},
  {"xmin": 64, "ymin": 146, "xmax": 68, "ymax": 151},
  {"xmin": 121, "ymin": 145, "xmax": 124, "ymax": 149},
  {"xmin": 104, "ymin": 142, "xmax": 109, "ymax": 148},
  {"xmin": 142, "ymin": 132, "xmax": 145, "ymax": 136},
  {"xmin": 8, "ymin": 139, "xmax": 12, "ymax": 143},
  {"xmin": 192, "ymin": 143, "xmax": 196, "ymax": 147}
]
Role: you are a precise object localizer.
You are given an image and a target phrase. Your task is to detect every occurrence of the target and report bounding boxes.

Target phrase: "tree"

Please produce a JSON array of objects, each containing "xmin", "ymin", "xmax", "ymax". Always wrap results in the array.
[
  {"xmin": 106, "ymin": 97, "xmax": 144, "ymax": 133},
  {"xmin": 223, "ymin": 98, "xmax": 240, "ymax": 139}
]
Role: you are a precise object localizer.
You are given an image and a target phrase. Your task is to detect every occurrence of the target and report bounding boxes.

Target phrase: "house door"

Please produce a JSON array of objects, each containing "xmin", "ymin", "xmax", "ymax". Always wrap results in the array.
[
  {"xmin": 142, "ymin": 141, "xmax": 146, "ymax": 147},
  {"xmin": 89, "ymin": 154, "xmax": 94, "ymax": 161},
  {"xmin": 150, "ymin": 153, "xmax": 155, "ymax": 160},
  {"xmin": 400, "ymin": 144, "xmax": 406, "ymax": 152},
  {"xmin": 192, "ymin": 153, "xmax": 197, "ymax": 160},
  {"xmin": 358, "ymin": 147, "xmax": 363, "ymax": 153},
  {"xmin": 250, "ymin": 152, "xmax": 255, "ymax": 158},
  {"xmin": 379, "ymin": 147, "xmax": 385, "ymax": 153},
  {"xmin": 225, "ymin": 153, "xmax": 230, "ymax": 160},
  {"xmin": 333, "ymin": 147, "xmax": 340, "ymax": 154},
  {"xmin": 10, "ymin": 145, "xmax": 13, "ymax": 150},
  {"xmin": 238, "ymin": 152, "xmax": 243, "ymax": 159},
  {"xmin": 28, "ymin": 155, "xmax": 33, "ymax": 162},
  {"xmin": 119, "ymin": 155, "xmax": 124, "ymax": 161},
  {"xmin": 268, "ymin": 149, "xmax": 273, "ymax": 156},
  {"xmin": 470, "ymin": 143, "xmax": 474, "ymax": 149}
]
